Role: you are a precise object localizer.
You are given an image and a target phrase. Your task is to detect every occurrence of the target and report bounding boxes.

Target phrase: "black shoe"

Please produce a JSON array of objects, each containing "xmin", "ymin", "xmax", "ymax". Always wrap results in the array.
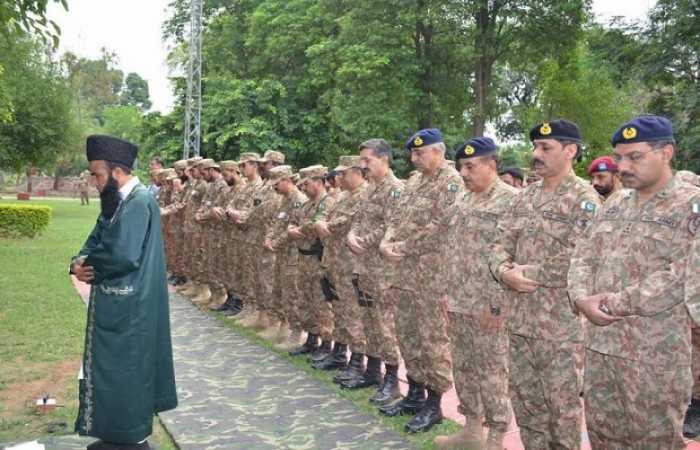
[
  {"xmin": 405, "ymin": 388, "xmax": 442, "ymax": 433},
  {"xmin": 214, "ymin": 296, "xmax": 235, "ymax": 312},
  {"xmin": 684, "ymin": 398, "xmax": 700, "ymax": 438},
  {"xmin": 167, "ymin": 275, "xmax": 178, "ymax": 284},
  {"xmin": 342, "ymin": 355, "xmax": 382, "ymax": 389},
  {"xmin": 289, "ymin": 333, "xmax": 319, "ymax": 356},
  {"xmin": 334, "ymin": 352, "xmax": 365, "ymax": 384},
  {"xmin": 175, "ymin": 276, "xmax": 187, "ymax": 286},
  {"xmin": 309, "ymin": 340, "xmax": 333, "ymax": 362},
  {"xmin": 313, "ymin": 343, "xmax": 348, "ymax": 370},
  {"xmin": 379, "ymin": 377, "xmax": 426, "ymax": 416},
  {"xmin": 370, "ymin": 363, "xmax": 401, "ymax": 404},
  {"xmin": 87, "ymin": 441, "xmax": 151, "ymax": 450}
]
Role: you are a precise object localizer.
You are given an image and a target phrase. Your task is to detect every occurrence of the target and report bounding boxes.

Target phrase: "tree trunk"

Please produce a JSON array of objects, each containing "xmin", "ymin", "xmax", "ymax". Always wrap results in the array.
[
  {"xmin": 471, "ymin": 2, "xmax": 492, "ymax": 137},
  {"xmin": 415, "ymin": 0, "xmax": 435, "ymax": 129},
  {"xmin": 26, "ymin": 164, "xmax": 32, "ymax": 193}
]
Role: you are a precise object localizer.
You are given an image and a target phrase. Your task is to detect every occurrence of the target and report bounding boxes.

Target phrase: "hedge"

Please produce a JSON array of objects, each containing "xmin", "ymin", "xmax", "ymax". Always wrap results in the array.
[{"xmin": 0, "ymin": 204, "xmax": 52, "ymax": 238}]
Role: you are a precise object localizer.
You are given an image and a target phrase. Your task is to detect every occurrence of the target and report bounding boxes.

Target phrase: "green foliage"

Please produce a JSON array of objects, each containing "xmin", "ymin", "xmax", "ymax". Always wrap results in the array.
[
  {"xmin": 0, "ymin": 0, "xmax": 66, "ymax": 47},
  {"xmin": 0, "ymin": 203, "xmax": 52, "ymax": 238},
  {"xmin": 121, "ymin": 72, "xmax": 152, "ymax": 111},
  {"xmin": 102, "ymin": 104, "xmax": 143, "ymax": 144}
]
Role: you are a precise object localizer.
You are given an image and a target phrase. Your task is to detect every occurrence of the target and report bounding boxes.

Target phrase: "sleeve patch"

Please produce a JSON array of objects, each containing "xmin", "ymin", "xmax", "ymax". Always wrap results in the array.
[
  {"xmin": 581, "ymin": 201, "xmax": 597, "ymax": 213},
  {"xmin": 448, "ymin": 183, "xmax": 459, "ymax": 193}
]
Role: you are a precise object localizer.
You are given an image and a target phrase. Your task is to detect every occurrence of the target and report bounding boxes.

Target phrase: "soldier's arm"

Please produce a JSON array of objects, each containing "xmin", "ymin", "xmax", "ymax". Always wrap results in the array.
[
  {"xmin": 488, "ymin": 196, "xmax": 522, "ymax": 284},
  {"xmin": 685, "ymin": 231, "xmax": 700, "ymax": 325},
  {"xmin": 356, "ymin": 187, "xmax": 403, "ymax": 248},
  {"xmin": 567, "ymin": 204, "xmax": 602, "ymax": 307}
]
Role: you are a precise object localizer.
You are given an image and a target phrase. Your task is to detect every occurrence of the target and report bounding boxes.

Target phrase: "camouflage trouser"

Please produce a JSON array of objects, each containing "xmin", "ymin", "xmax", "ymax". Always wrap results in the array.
[
  {"xmin": 447, "ymin": 311, "xmax": 510, "ymax": 432},
  {"xmin": 357, "ymin": 274, "xmax": 400, "ymax": 365},
  {"xmin": 270, "ymin": 250, "xmax": 300, "ymax": 326},
  {"xmin": 388, "ymin": 287, "xmax": 453, "ymax": 394},
  {"xmin": 192, "ymin": 222, "xmax": 207, "ymax": 283},
  {"xmin": 297, "ymin": 255, "xmax": 333, "ymax": 339},
  {"xmin": 223, "ymin": 236, "xmax": 243, "ymax": 294},
  {"xmin": 329, "ymin": 271, "xmax": 366, "ymax": 353},
  {"xmin": 80, "ymin": 191, "xmax": 89, "ymax": 205},
  {"xmin": 238, "ymin": 242, "xmax": 257, "ymax": 306},
  {"xmin": 254, "ymin": 247, "xmax": 276, "ymax": 314},
  {"xmin": 692, "ymin": 326, "xmax": 700, "ymax": 399},
  {"xmin": 509, "ymin": 334, "xmax": 582, "ymax": 450},
  {"xmin": 584, "ymin": 349, "xmax": 691, "ymax": 449},
  {"xmin": 182, "ymin": 223, "xmax": 196, "ymax": 279}
]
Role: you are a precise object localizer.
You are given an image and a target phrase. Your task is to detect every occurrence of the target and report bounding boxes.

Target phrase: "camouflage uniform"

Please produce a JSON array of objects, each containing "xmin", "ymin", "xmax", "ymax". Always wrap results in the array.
[
  {"xmin": 489, "ymin": 171, "xmax": 599, "ymax": 449},
  {"xmin": 444, "ymin": 176, "xmax": 517, "ymax": 432},
  {"xmin": 380, "ymin": 161, "xmax": 463, "ymax": 394},
  {"xmin": 569, "ymin": 176, "xmax": 700, "ymax": 448},
  {"xmin": 196, "ymin": 168, "xmax": 228, "ymax": 287},
  {"xmin": 297, "ymin": 189, "xmax": 336, "ymax": 340},
  {"xmin": 220, "ymin": 161, "xmax": 246, "ymax": 294},
  {"xmin": 349, "ymin": 170, "xmax": 404, "ymax": 366},
  {"xmin": 266, "ymin": 177, "xmax": 308, "ymax": 327},
  {"xmin": 181, "ymin": 162, "xmax": 208, "ymax": 282},
  {"xmin": 321, "ymin": 180, "xmax": 368, "ymax": 353},
  {"xmin": 78, "ymin": 172, "xmax": 90, "ymax": 205}
]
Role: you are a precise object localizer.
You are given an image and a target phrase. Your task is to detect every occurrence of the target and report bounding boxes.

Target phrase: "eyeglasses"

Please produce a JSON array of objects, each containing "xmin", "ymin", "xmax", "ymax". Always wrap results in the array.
[{"xmin": 611, "ymin": 148, "xmax": 660, "ymax": 164}]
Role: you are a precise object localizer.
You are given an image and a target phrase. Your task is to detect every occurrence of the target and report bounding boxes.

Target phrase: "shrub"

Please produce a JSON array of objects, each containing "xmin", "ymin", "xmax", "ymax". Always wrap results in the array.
[{"xmin": 0, "ymin": 204, "xmax": 52, "ymax": 238}]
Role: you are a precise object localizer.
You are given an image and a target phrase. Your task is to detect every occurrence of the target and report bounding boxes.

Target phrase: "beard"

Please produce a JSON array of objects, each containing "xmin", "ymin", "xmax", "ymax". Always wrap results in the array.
[
  {"xmin": 99, "ymin": 175, "xmax": 121, "ymax": 220},
  {"xmin": 179, "ymin": 175, "xmax": 188, "ymax": 183},
  {"xmin": 593, "ymin": 183, "xmax": 613, "ymax": 197}
]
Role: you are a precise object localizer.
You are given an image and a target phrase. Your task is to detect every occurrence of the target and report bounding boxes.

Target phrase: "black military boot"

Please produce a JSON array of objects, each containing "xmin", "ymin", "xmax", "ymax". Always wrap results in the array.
[
  {"xmin": 405, "ymin": 388, "xmax": 443, "ymax": 433},
  {"xmin": 379, "ymin": 377, "xmax": 426, "ymax": 416},
  {"xmin": 370, "ymin": 363, "xmax": 401, "ymax": 404},
  {"xmin": 684, "ymin": 398, "xmax": 700, "ymax": 438},
  {"xmin": 333, "ymin": 352, "xmax": 365, "ymax": 384},
  {"xmin": 289, "ymin": 333, "xmax": 319, "ymax": 356},
  {"xmin": 313, "ymin": 343, "xmax": 348, "ymax": 370},
  {"xmin": 214, "ymin": 293, "xmax": 235, "ymax": 312},
  {"xmin": 175, "ymin": 275, "xmax": 187, "ymax": 286},
  {"xmin": 222, "ymin": 295, "xmax": 243, "ymax": 316},
  {"xmin": 342, "ymin": 355, "xmax": 382, "ymax": 389},
  {"xmin": 309, "ymin": 340, "xmax": 333, "ymax": 362}
]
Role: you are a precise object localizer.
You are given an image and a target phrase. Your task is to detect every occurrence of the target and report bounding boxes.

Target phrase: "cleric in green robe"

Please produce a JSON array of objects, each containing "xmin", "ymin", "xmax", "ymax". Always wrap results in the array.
[{"xmin": 70, "ymin": 135, "xmax": 177, "ymax": 450}]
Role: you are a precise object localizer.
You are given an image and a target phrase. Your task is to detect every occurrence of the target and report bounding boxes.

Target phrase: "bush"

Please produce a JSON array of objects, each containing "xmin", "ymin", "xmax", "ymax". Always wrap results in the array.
[{"xmin": 0, "ymin": 204, "xmax": 52, "ymax": 238}]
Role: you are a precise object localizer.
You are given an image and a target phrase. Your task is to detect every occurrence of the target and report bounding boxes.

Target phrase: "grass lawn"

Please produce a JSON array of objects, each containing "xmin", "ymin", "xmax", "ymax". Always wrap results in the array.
[{"xmin": 0, "ymin": 198, "xmax": 176, "ymax": 449}]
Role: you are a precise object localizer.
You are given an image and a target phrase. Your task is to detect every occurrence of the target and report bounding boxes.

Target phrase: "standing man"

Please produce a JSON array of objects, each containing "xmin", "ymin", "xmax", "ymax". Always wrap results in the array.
[
  {"xmin": 78, "ymin": 170, "xmax": 91, "ymax": 205},
  {"xmin": 489, "ymin": 119, "xmax": 600, "ymax": 449},
  {"xmin": 435, "ymin": 137, "xmax": 518, "ymax": 449},
  {"xmin": 379, "ymin": 128, "xmax": 463, "ymax": 433},
  {"xmin": 498, "ymin": 167, "xmax": 524, "ymax": 189},
  {"xmin": 147, "ymin": 157, "xmax": 164, "ymax": 197},
  {"xmin": 70, "ymin": 135, "xmax": 177, "ymax": 449},
  {"xmin": 587, "ymin": 155, "xmax": 621, "ymax": 200},
  {"xmin": 344, "ymin": 139, "xmax": 403, "ymax": 400},
  {"xmin": 570, "ymin": 115, "xmax": 700, "ymax": 448}
]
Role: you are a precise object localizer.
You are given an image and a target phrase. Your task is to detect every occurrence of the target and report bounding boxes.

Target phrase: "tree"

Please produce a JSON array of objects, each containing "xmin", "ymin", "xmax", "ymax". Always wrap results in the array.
[
  {"xmin": 121, "ymin": 72, "xmax": 152, "ymax": 111},
  {"xmin": 102, "ymin": 105, "xmax": 143, "ymax": 144},
  {"xmin": 0, "ymin": 0, "xmax": 66, "ymax": 46}
]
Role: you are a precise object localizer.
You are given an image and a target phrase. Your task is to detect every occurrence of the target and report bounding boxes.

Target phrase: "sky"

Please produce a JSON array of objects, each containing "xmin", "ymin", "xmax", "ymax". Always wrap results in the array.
[{"xmin": 47, "ymin": 0, "xmax": 657, "ymax": 114}]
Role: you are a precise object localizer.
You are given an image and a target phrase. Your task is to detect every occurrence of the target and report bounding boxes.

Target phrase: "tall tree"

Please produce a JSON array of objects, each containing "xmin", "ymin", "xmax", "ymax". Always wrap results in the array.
[{"xmin": 121, "ymin": 72, "xmax": 152, "ymax": 111}]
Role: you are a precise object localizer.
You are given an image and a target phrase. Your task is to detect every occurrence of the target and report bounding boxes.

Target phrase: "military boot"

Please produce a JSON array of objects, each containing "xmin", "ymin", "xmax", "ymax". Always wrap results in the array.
[
  {"xmin": 370, "ymin": 364, "xmax": 401, "ymax": 405},
  {"xmin": 206, "ymin": 286, "xmax": 228, "ymax": 310},
  {"xmin": 342, "ymin": 355, "xmax": 382, "ymax": 389},
  {"xmin": 238, "ymin": 308, "xmax": 259, "ymax": 327},
  {"xmin": 176, "ymin": 279, "xmax": 194, "ymax": 293},
  {"xmin": 379, "ymin": 377, "xmax": 426, "ymax": 416},
  {"xmin": 273, "ymin": 321, "xmax": 291, "ymax": 344},
  {"xmin": 313, "ymin": 343, "xmax": 348, "ymax": 370},
  {"xmin": 192, "ymin": 284, "xmax": 212, "ymax": 305},
  {"xmin": 684, "ymin": 398, "xmax": 700, "ymax": 438},
  {"xmin": 223, "ymin": 296, "xmax": 244, "ymax": 316},
  {"xmin": 434, "ymin": 420, "xmax": 484, "ymax": 449},
  {"xmin": 214, "ymin": 293, "xmax": 235, "ymax": 312},
  {"xmin": 179, "ymin": 280, "xmax": 197, "ymax": 295},
  {"xmin": 276, "ymin": 329, "xmax": 304, "ymax": 351},
  {"xmin": 247, "ymin": 310, "xmax": 268, "ymax": 330},
  {"xmin": 405, "ymin": 388, "xmax": 443, "ymax": 433},
  {"xmin": 259, "ymin": 317, "xmax": 281, "ymax": 339},
  {"xmin": 309, "ymin": 339, "xmax": 333, "ymax": 362},
  {"xmin": 289, "ymin": 333, "xmax": 319, "ymax": 356},
  {"xmin": 333, "ymin": 352, "xmax": 365, "ymax": 384}
]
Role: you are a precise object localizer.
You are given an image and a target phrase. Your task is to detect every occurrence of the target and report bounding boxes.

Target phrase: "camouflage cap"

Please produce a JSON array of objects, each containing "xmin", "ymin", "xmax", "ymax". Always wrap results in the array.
[
  {"xmin": 291, "ymin": 173, "xmax": 300, "ymax": 184},
  {"xmin": 267, "ymin": 165, "xmax": 294, "ymax": 182},
  {"xmin": 151, "ymin": 168, "xmax": 164, "ymax": 176},
  {"xmin": 238, "ymin": 152, "xmax": 261, "ymax": 164},
  {"xmin": 173, "ymin": 160, "xmax": 188, "ymax": 170},
  {"xmin": 162, "ymin": 168, "xmax": 178, "ymax": 181},
  {"xmin": 299, "ymin": 164, "xmax": 328, "ymax": 180},
  {"xmin": 197, "ymin": 158, "xmax": 216, "ymax": 169},
  {"xmin": 220, "ymin": 160, "xmax": 239, "ymax": 171},
  {"xmin": 187, "ymin": 156, "xmax": 203, "ymax": 166},
  {"xmin": 334, "ymin": 155, "xmax": 361, "ymax": 172},
  {"xmin": 259, "ymin": 150, "xmax": 285, "ymax": 164}
]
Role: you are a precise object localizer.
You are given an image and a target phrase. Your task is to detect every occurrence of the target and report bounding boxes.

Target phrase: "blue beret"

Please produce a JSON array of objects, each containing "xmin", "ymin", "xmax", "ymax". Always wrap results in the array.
[
  {"xmin": 455, "ymin": 137, "xmax": 497, "ymax": 160},
  {"xmin": 611, "ymin": 115, "xmax": 673, "ymax": 147},
  {"xmin": 405, "ymin": 128, "xmax": 443, "ymax": 151},
  {"xmin": 529, "ymin": 119, "xmax": 582, "ymax": 143},
  {"xmin": 86, "ymin": 135, "xmax": 138, "ymax": 169}
]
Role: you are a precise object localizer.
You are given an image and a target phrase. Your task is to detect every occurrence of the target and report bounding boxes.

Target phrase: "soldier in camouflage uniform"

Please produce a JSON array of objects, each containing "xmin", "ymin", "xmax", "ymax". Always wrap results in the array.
[
  {"xmin": 587, "ymin": 155, "xmax": 621, "ymax": 201},
  {"xmin": 175, "ymin": 157, "xmax": 205, "ymax": 297},
  {"xmin": 569, "ymin": 115, "xmax": 700, "ymax": 448},
  {"xmin": 264, "ymin": 165, "xmax": 309, "ymax": 348},
  {"xmin": 287, "ymin": 165, "xmax": 337, "ymax": 359},
  {"xmin": 313, "ymin": 156, "xmax": 368, "ymax": 375},
  {"xmin": 161, "ymin": 159, "xmax": 190, "ymax": 286},
  {"xmin": 489, "ymin": 119, "xmax": 600, "ymax": 449},
  {"xmin": 193, "ymin": 160, "xmax": 229, "ymax": 308},
  {"xmin": 227, "ymin": 153, "xmax": 265, "ymax": 326},
  {"xmin": 184, "ymin": 159, "xmax": 214, "ymax": 305},
  {"xmin": 78, "ymin": 170, "xmax": 90, "ymax": 205},
  {"xmin": 156, "ymin": 169, "xmax": 175, "ymax": 277},
  {"xmin": 434, "ymin": 137, "xmax": 517, "ymax": 450},
  {"xmin": 343, "ymin": 139, "xmax": 403, "ymax": 401},
  {"xmin": 378, "ymin": 128, "xmax": 462, "ymax": 433}
]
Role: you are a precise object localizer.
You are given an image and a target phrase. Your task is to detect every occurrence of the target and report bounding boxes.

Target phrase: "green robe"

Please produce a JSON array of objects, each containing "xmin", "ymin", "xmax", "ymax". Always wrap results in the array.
[{"xmin": 72, "ymin": 183, "xmax": 177, "ymax": 443}]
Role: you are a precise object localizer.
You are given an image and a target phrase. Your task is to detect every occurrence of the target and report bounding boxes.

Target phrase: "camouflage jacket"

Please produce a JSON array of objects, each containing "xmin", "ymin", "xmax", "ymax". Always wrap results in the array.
[
  {"xmin": 381, "ymin": 162, "xmax": 464, "ymax": 289},
  {"xmin": 446, "ymin": 177, "xmax": 518, "ymax": 316},
  {"xmin": 569, "ymin": 176, "xmax": 700, "ymax": 364},
  {"xmin": 321, "ymin": 183, "xmax": 367, "ymax": 275},
  {"xmin": 183, "ymin": 178, "xmax": 209, "ymax": 233},
  {"xmin": 687, "ymin": 229, "xmax": 700, "ymax": 326},
  {"xmin": 222, "ymin": 180, "xmax": 247, "ymax": 243},
  {"xmin": 489, "ymin": 171, "xmax": 600, "ymax": 342},
  {"xmin": 267, "ymin": 189, "xmax": 308, "ymax": 263},
  {"xmin": 349, "ymin": 171, "xmax": 404, "ymax": 277},
  {"xmin": 197, "ymin": 177, "xmax": 228, "ymax": 221},
  {"xmin": 297, "ymin": 192, "xmax": 336, "ymax": 252},
  {"xmin": 240, "ymin": 179, "xmax": 282, "ymax": 243},
  {"xmin": 230, "ymin": 176, "xmax": 264, "ymax": 240}
]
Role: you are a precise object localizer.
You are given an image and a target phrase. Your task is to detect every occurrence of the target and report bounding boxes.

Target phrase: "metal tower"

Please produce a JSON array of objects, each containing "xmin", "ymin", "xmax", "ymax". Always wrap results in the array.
[{"xmin": 183, "ymin": 0, "xmax": 203, "ymax": 158}]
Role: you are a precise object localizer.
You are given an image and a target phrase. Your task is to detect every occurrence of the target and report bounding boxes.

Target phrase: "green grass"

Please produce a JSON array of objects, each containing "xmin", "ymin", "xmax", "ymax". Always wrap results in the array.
[
  {"xmin": 211, "ymin": 312, "xmax": 462, "ymax": 450},
  {"xmin": 0, "ymin": 198, "xmax": 175, "ymax": 449}
]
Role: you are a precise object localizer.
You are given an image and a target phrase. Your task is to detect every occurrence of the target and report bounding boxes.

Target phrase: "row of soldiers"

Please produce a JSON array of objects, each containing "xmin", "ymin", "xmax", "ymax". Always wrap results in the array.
[{"xmin": 152, "ymin": 114, "xmax": 700, "ymax": 449}]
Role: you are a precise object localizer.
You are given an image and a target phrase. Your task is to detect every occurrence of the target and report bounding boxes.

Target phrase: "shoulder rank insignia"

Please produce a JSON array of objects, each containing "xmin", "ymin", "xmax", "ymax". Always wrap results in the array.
[
  {"xmin": 293, "ymin": 201, "xmax": 302, "ymax": 208},
  {"xmin": 448, "ymin": 183, "xmax": 459, "ymax": 193},
  {"xmin": 693, "ymin": 203, "xmax": 700, "ymax": 215},
  {"xmin": 390, "ymin": 189, "xmax": 401, "ymax": 199},
  {"xmin": 580, "ymin": 201, "xmax": 596, "ymax": 213}
]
